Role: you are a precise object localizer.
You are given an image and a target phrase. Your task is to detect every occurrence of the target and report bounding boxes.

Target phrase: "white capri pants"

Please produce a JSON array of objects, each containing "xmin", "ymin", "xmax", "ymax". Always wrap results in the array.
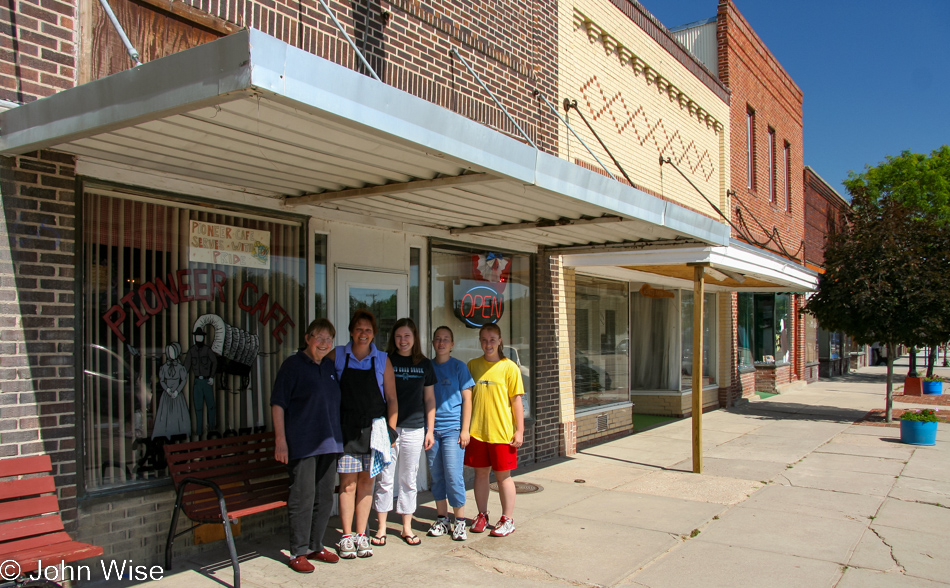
[{"xmin": 374, "ymin": 426, "xmax": 425, "ymax": 515}]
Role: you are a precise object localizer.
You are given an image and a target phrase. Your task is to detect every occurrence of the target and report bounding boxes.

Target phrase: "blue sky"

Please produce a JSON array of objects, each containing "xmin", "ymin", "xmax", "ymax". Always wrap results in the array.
[{"xmin": 637, "ymin": 0, "xmax": 950, "ymax": 197}]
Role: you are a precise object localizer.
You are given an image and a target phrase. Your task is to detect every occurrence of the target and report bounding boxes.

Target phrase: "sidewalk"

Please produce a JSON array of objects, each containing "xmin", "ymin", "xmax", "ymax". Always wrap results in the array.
[{"xmin": 130, "ymin": 360, "xmax": 950, "ymax": 588}]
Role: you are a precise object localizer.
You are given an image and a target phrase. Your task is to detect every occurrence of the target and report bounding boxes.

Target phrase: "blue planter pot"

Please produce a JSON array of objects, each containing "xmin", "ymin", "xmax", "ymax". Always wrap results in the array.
[
  {"xmin": 923, "ymin": 380, "xmax": 943, "ymax": 395},
  {"xmin": 900, "ymin": 420, "xmax": 938, "ymax": 446}
]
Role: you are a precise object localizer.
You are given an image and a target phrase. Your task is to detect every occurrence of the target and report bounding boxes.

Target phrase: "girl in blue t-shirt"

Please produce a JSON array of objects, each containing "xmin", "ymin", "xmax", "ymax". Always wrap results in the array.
[{"xmin": 425, "ymin": 326, "xmax": 475, "ymax": 541}]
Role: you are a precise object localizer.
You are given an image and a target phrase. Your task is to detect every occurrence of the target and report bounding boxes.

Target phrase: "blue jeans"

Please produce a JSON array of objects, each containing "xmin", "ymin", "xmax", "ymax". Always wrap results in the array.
[{"xmin": 425, "ymin": 429, "xmax": 466, "ymax": 508}]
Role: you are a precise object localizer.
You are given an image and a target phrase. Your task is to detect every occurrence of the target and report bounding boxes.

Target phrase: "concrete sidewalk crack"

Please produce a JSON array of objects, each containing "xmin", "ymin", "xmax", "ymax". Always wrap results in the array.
[
  {"xmin": 869, "ymin": 527, "xmax": 905, "ymax": 572},
  {"xmin": 451, "ymin": 544, "xmax": 598, "ymax": 587}
]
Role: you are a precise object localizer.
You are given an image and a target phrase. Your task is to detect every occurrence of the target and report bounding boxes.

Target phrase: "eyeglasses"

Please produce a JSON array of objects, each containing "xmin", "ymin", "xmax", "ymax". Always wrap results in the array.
[{"xmin": 308, "ymin": 334, "xmax": 334, "ymax": 344}]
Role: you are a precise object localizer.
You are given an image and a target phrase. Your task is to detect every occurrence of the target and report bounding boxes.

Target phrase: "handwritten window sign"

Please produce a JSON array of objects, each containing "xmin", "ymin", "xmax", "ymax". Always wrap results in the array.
[
  {"xmin": 189, "ymin": 221, "xmax": 271, "ymax": 269},
  {"xmin": 453, "ymin": 280, "xmax": 504, "ymax": 328}
]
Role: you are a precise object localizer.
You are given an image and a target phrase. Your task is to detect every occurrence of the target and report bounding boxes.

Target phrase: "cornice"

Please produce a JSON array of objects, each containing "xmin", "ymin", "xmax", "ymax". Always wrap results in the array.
[{"xmin": 574, "ymin": 8, "xmax": 725, "ymax": 134}]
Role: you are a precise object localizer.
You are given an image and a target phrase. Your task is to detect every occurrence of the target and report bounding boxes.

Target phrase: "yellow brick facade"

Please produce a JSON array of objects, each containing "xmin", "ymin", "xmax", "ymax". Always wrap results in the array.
[{"xmin": 558, "ymin": 1, "xmax": 730, "ymax": 219}]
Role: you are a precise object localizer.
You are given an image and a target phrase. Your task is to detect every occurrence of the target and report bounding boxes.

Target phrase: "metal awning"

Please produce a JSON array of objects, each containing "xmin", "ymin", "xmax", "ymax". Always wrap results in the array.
[
  {"xmin": 562, "ymin": 239, "xmax": 818, "ymax": 292},
  {"xmin": 0, "ymin": 28, "xmax": 729, "ymax": 250}
]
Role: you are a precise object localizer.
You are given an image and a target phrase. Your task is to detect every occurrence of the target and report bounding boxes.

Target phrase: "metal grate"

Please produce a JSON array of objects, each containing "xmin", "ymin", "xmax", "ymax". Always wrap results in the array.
[
  {"xmin": 596, "ymin": 413, "xmax": 608, "ymax": 432},
  {"xmin": 489, "ymin": 481, "xmax": 544, "ymax": 494}
]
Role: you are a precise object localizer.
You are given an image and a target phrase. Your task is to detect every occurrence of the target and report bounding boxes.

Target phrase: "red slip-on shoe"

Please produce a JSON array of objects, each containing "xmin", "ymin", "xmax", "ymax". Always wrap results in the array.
[
  {"xmin": 308, "ymin": 549, "xmax": 340, "ymax": 564},
  {"xmin": 289, "ymin": 555, "xmax": 315, "ymax": 573}
]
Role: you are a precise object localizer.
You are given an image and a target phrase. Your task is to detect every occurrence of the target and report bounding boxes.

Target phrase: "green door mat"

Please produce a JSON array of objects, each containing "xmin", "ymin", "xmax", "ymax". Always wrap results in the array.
[
  {"xmin": 756, "ymin": 391, "xmax": 779, "ymax": 399},
  {"xmin": 632, "ymin": 414, "xmax": 678, "ymax": 432}
]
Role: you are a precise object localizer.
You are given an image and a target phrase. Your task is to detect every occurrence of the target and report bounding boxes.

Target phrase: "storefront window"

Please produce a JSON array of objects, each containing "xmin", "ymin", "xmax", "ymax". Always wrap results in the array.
[
  {"xmin": 574, "ymin": 275, "xmax": 629, "ymax": 409},
  {"xmin": 315, "ymin": 233, "xmax": 327, "ymax": 318},
  {"xmin": 681, "ymin": 292, "xmax": 718, "ymax": 389},
  {"xmin": 737, "ymin": 293, "xmax": 754, "ymax": 368},
  {"xmin": 630, "ymin": 288, "xmax": 678, "ymax": 390},
  {"xmin": 430, "ymin": 244, "xmax": 532, "ymax": 416},
  {"xmin": 804, "ymin": 304, "xmax": 819, "ymax": 364},
  {"xmin": 740, "ymin": 293, "xmax": 792, "ymax": 365},
  {"xmin": 82, "ymin": 189, "xmax": 305, "ymax": 491}
]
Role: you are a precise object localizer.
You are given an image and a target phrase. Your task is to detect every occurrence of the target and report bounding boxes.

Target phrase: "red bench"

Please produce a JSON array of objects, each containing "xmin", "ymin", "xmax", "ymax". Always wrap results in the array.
[
  {"xmin": 163, "ymin": 432, "xmax": 288, "ymax": 588},
  {"xmin": 0, "ymin": 455, "xmax": 103, "ymax": 581}
]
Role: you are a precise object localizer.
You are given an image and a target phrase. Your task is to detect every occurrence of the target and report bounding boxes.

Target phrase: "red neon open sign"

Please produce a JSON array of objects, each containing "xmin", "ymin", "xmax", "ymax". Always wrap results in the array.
[{"xmin": 454, "ymin": 284, "xmax": 504, "ymax": 328}]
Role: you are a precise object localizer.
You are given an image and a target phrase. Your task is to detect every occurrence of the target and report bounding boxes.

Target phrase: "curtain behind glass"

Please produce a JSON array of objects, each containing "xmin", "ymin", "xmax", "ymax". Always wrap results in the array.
[
  {"xmin": 630, "ymin": 292, "xmax": 677, "ymax": 390},
  {"xmin": 83, "ymin": 191, "xmax": 304, "ymax": 491}
]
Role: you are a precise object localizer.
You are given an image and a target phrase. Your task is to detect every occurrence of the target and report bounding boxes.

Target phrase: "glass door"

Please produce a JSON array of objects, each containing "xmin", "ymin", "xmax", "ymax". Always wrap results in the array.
[{"xmin": 335, "ymin": 268, "xmax": 409, "ymax": 350}]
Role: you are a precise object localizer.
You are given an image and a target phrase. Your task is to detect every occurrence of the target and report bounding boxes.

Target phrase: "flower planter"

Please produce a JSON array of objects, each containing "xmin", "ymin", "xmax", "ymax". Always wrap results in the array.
[
  {"xmin": 922, "ymin": 380, "xmax": 943, "ymax": 395},
  {"xmin": 900, "ymin": 420, "xmax": 937, "ymax": 446}
]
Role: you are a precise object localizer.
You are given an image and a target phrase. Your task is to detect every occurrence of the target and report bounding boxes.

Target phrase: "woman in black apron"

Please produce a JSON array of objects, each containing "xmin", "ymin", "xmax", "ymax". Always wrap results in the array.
[{"xmin": 334, "ymin": 309, "xmax": 397, "ymax": 559}]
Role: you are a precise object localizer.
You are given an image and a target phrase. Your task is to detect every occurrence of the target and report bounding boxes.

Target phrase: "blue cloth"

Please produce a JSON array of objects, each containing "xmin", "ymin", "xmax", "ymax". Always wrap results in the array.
[
  {"xmin": 334, "ymin": 342, "xmax": 387, "ymax": 396},
  {"xmin": 431, "ymin": 357, "xmax": 474, "ymax": 432},
  {"xmin": 270, "ymin": 350, "xmax": 343, "ymax": 460},
  {"xmin": 425, "ymin": 428, "xmax": 466, "ymax": 507},
  {"xmin": 369, "ymin": 417, "xmax": 394, "ymax": 477}
]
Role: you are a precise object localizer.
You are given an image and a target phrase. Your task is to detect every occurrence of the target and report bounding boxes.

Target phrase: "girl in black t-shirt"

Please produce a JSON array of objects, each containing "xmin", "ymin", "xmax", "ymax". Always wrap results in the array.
[{"xmin": 372, "ymin": 317, "xmax": 436, "ymax": 546}]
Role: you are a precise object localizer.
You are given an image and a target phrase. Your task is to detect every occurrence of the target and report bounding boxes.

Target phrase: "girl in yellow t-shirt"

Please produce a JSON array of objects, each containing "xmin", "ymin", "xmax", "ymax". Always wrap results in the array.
[{"xmin": 464, "ymin": 323, "xmax": 524, "ymax": 537}]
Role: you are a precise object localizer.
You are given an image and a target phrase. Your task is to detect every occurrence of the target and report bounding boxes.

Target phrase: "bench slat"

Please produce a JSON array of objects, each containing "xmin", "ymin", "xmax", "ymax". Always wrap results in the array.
[
  {"xmin": 6, "ymin": 540, "xmax": 105, "ymax": 574},
  {"xmin": 0, "ymin": 477, "xmax": 56, "ymax": 501},
  {"xmin": 0, "ymin": 531, "xmax": 73, "ymax": 555},
  {"xmin": 0, "ymin": 455, "xmax": 53, "ymax": 478},
  {"xmin": 185, "ymin": 496, "xmax": 288, "ymax": 523},
  {"xmin": 166, "ymin": 446, "xmax": 275, "ymax": 471},
  {"xmin": 166, "ymin": 436, "xmax": 274, "ymax": 457},
  {"xmin": 0, "ymin": 496, "xmax": 60, "ymax": 522},
  {"xmin": 165, "ymin": 432, "xmax": 273, "ymax": 453},
  {"xmin": 171, "ymin": 462, "xmax": 286, "ymax": 488},
  {"xmin": 181, "ymin": 479, "xmax": 288, "ymax": 513},
  {"xmin": 0, "ymin": 514, "xmax": 64, "ymax": 543},
  {"xmin": 169, "ymin": 452, "xmax": 277, "ymax": 478}
]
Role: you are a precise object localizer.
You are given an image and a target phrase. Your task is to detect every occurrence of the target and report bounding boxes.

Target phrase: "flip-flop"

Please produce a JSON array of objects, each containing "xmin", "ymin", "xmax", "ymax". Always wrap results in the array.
[
  {"xmin": 401, "ymin": 534, "xmax": 421, "ymax": 546},
  {"xmin": 371, "ymin": 535, "xmax": 387, "ymax": 546}
]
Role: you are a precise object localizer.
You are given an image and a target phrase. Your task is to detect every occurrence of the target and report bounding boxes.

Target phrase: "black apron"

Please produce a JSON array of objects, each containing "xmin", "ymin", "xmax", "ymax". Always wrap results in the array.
[{"xmin": 339, "ymin": 354, "xmax": 388, "ymax": 454}]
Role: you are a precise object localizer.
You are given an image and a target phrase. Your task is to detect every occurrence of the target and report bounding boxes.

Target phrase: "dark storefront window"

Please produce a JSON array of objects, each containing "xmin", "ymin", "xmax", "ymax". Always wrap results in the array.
[
  {"xmin": 430, "ymin": 244, "xmax": 532, "ymax": 417},
  {"xmin": 315, "ymin": 233, "xmax": 328, "ymax": 318},
  {"xmin": 681, "ymin": 292, "xmax": 718, "ymax": 390},
  {"xmin": 82, "ymin": 188, "xmax": 305, "ymax": 492},
  {"xmin": 738, "ymin": 292, "xmax": 791, "ymax": 365},
  {"xmin": 574, "ymin": 275, "xmax": 629, "ymax": 409}
]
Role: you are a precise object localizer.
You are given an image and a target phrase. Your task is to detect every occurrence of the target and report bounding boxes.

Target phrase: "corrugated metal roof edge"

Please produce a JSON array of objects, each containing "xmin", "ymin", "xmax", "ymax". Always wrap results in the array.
[{"xmin": 0, "ymin": 28, "xmax": 730, "ymax": 248}]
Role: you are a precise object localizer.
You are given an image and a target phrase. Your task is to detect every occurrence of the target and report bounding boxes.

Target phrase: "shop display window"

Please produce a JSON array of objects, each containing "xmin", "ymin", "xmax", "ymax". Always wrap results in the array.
[
  {"xmin": 82, "ymin": 188, "xmax": 305, "ymax": 491},
  {"xmin": 680, "ymin": 292, "xmax": 718, "ymax": 390},
  {"xmin": 738, "ymin": 292, "xmax": 792, "ymax": 365},
  {"xmin": 429, "ymin": 244, "xmax": 533, "ymax": 417},
  {"xmin": 630, "ymin": 289, "xmax": 678, "ymax": 390},
  {"xmin": 574, "ymin": 275, "xmax": 629, "ymax": 409}
]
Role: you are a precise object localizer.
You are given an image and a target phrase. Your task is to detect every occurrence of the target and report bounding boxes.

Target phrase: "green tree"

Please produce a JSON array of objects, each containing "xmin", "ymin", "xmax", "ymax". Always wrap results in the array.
[
  {"xmin": 844, "ymin": 145, "xmax": 950, "ymax": 223},
  {"xmin": 805, "ymin": 189, "xmax": 950, "ymax": 421}
]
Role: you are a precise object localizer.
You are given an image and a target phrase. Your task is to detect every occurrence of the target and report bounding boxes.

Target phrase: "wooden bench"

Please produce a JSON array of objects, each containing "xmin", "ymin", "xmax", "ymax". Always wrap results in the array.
[
  {"xmin": 0, "ymin": 455, "xmax": 103, "ymax": 581},
  {"xmin": 163, "ymin": 432, "xmax": 288, "ymax": 588}
]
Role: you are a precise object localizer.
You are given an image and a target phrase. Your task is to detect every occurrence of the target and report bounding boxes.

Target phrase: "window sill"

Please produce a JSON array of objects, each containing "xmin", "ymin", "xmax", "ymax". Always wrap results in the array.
[{"xmin": 575, "ymin": 401, "xmax": 634, "ymax": 417}]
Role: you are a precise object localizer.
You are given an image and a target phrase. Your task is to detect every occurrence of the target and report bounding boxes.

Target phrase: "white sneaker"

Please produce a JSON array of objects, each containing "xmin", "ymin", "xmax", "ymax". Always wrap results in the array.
[
  {"xmin": 451, "ymin": 518, "xmax": 467, "ymax": 541},
  {"xmin": 356, "ymin": 534, "xmax": 373, "ymax": 557},
  {"xmin": 428, "ymin": 516, "xmax": 450, "ymax": 537},
  {"xmin": 489, "ymin": 516, "xmax": 515, "ymax": 537},
  {"xmin": 338, "ymin": 535, "xmax": 357, "ymax": 559}
]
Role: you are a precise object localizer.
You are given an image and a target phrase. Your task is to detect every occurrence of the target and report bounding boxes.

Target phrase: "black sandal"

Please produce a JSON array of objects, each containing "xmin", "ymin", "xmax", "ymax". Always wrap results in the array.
[
  {"xmin": 371, "ymin": 535, "xmax": 387, "ymax": 546},
  {"xmin": 401, "ymin": 534, "xmax": 421, "ymax": 546}
]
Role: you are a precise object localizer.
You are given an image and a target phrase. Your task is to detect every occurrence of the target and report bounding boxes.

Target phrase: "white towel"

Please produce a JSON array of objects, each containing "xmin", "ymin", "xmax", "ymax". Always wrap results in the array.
[{"xmin": 369, "ymin": 417, "xmax": 393, "ymax": 477}]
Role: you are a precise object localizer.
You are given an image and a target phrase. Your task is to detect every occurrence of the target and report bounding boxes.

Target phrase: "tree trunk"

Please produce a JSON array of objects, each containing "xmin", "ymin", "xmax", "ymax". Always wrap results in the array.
[
  {"xmin": 927, "ymin": 345, "xmax": 937, "ymax": 377},
  {"xmin": 885, "ymin": 342, "xmax": 894, "ymax": 423}
]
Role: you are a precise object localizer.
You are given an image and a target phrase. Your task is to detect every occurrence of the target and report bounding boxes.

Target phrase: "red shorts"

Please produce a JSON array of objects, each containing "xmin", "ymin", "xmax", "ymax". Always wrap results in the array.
[{"xmin": 464, "ymin": 437, "xmax": 518, "ymax": 472}]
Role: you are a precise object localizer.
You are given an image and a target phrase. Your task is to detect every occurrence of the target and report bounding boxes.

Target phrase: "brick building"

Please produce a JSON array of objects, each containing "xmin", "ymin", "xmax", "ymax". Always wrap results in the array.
[
  {"xmin": 803, "ymin": 165, "xmax": 857, "ymax": 376},
  {"xmin": 0, "ymin": 0, "xmax": 816, "ymax": 570},
  {"xmin": 673, "ymin": 0, "xmax": 812, "ymax": 404}
]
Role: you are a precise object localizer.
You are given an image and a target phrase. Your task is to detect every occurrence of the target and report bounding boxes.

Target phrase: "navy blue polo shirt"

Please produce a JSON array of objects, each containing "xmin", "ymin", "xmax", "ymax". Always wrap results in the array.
[{"xmin": 270, "ymin": 350, "xmax": 344, "ymax": 460}]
